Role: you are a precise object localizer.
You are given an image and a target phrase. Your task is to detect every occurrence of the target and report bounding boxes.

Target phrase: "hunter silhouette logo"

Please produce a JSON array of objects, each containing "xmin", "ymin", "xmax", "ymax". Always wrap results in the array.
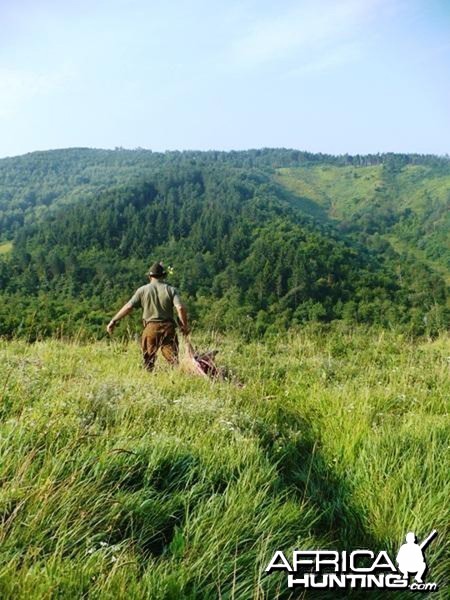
[
  {"xmin": 265, "ymin": 530, "xmax": 439, "ymax": 592},
  {"xmin": 396, "ymin": 530, "xmax": 437, "ymax": 584}
]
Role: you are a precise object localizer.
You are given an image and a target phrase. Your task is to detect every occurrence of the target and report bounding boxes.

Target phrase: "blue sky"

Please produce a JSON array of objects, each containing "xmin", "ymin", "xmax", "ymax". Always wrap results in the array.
[{"xmin": 0, "ymin": 0, "xmax": 449, "ymax": 158}]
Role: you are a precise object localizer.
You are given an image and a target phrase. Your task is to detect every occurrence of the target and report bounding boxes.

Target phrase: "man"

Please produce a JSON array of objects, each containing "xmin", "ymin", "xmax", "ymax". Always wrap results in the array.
[
  {"xmin": 106, "ymin": 262, "xmax": 189, "ymax": 371},
  {"xmin": 396, "ymin": 532, "xmax": 427, "ymax": 583}
]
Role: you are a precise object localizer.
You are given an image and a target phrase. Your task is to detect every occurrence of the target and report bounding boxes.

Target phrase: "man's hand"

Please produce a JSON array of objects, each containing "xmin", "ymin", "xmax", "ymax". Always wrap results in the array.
[
  {"xmin": 176, "ymin": 305, "xmax": 190, "ymax": 337},
  {"xmin": 106, "ymin": 319, "xmax": 117, "ymax": 335},
  {"xmin": 106, "ymin": 303, "xmax": 133, "ymax": 335},
  {"xmin": 180, "ymin": 324, "xmax": 190, "ymax": 337}
]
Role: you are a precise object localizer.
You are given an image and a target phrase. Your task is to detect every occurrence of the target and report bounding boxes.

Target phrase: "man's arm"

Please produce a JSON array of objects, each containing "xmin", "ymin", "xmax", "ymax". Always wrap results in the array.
[
  {"xmin": 176, "ymin": 304, "xmax": 190, "ymax": 336},
  {"xmin": 107, "ymin": 302, "xmax": 134, "ymax": 334}
]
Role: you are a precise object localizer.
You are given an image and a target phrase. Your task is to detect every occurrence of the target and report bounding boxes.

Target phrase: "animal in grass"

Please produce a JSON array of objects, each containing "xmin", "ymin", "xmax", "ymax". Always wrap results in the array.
[
  {"xmin": 185, "ymin": 340, "xmax": 242, "ymax": 385},
  {"xmin": 396, "ymin": 530, "xmax": 437, "ymax": 583}
]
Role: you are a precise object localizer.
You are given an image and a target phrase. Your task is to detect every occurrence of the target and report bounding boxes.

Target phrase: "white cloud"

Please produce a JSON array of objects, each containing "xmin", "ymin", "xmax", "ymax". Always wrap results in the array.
[{"xmin": 229, "ymin": 0, "xmax": 389, "ymax": 69}]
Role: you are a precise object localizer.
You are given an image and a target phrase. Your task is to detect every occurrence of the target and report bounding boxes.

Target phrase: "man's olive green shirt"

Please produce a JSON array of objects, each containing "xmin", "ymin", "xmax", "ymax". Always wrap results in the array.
[{"xmin": 129, "ymin": 280, "xmax": 182, "ymax": 324}]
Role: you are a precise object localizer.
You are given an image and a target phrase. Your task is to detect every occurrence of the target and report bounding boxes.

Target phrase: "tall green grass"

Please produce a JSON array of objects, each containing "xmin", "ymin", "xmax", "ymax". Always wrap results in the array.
[{"xmin": 0, "ymin": 326, "xmax": 448, "ymax": 599}]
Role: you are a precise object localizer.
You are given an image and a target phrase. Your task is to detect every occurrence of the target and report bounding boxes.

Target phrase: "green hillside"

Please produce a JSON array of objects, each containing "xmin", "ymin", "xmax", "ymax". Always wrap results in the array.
[
  {"xmin": 276, "ymin": 165, "xmax": 383, "ymax": 216},
  {"xmin": 0, "ymin": 147, "xmax": 336, "ymax": 239},
  {"xmin": 276, "ymin": 163, "xmax": 450, "ymax": 273},
  {"xmin": 0, "ymin": 327, "xmax": 448, "ymax": 599},
  {"xmin": 0, "ymin": 149, "xmax": 448, "ymax": 338}
]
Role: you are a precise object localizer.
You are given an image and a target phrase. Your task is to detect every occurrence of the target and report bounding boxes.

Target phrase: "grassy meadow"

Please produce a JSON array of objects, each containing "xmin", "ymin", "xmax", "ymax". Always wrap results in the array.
[
  {"xmin": 276, "ymin": 164, "xmax": 450, "ymax": 220},
  {"xmin": 0, "ymin": 241, "xmax": 12, "ymax": 255},
  {"xmin": 276, "ymin": 164, "xmax": 450, "ymax": 276},
  {"xmin": 0, "ymin": 326, "xmax": 449, "ymax": 599}
]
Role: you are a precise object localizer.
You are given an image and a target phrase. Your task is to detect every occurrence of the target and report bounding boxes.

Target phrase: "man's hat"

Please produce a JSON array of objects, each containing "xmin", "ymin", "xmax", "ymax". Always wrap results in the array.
[{"xmin": 147, "ymin": 262, "xmax": 166, "ymax": 277}]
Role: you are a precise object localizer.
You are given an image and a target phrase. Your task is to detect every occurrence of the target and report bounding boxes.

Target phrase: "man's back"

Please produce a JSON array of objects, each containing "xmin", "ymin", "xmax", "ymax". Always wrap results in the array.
[
  {"xmin": 107, "ymin": 262, "xmax": 189, "ymax": 372},
  {"xmin": 129, "ymin": 280, "xmax": 181, "ymax": 324}
]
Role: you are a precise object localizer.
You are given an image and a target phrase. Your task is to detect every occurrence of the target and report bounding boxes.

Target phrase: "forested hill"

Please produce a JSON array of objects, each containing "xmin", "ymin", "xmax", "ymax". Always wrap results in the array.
[
  {"xmin": 1, "ymin": 147, "xmax": 448, "ymax": 239},
  {"xmin": 0, "ymin": 148, "xmax": 448, "ymax": 337}
]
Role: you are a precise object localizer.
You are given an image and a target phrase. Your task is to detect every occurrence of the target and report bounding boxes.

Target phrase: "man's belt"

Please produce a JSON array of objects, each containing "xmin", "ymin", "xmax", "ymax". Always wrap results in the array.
[{"xmin": 143, "ymin": 318, "xmax": 175, "ymax": 327}]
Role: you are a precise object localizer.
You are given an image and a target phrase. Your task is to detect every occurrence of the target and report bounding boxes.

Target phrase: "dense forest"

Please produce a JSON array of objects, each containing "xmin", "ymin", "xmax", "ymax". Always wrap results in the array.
[{"xmin": 0, "ymin": 148, "xmax": 448, "ymax": 338}]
